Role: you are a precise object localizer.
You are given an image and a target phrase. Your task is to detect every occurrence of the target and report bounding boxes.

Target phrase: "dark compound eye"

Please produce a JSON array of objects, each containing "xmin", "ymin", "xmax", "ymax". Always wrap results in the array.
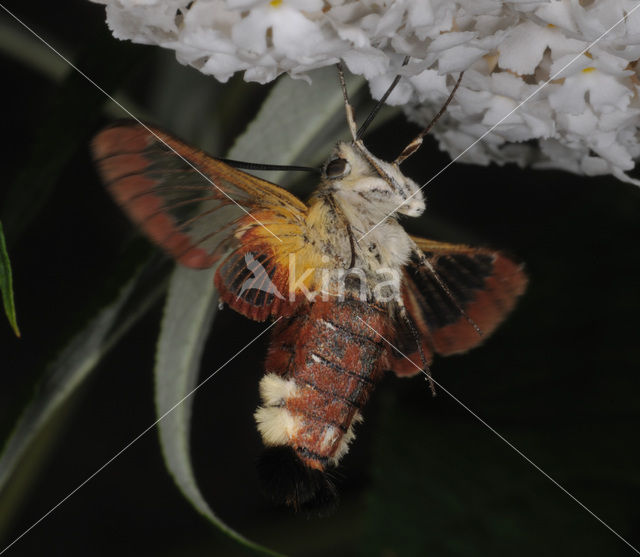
[{"xmin": 324, "ymin": 157, "xmax": 351, "ymax": 179}]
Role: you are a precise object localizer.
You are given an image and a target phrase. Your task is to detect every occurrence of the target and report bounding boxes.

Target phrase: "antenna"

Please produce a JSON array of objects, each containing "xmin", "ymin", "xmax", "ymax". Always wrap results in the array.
[
  {"xmin": 356, "ymin": 56, "xmax": 410, "ymax": 140},
  {"xmin": 220, "ymin": 158, "xmax": 319, "ymax": 173},
  {"xmin": 394, "ymin": 72, "xmax": 464, "ymax": 165},
  {"xmin": 336, "ymin": 63, "xmax": 358, "ymax": 141}
]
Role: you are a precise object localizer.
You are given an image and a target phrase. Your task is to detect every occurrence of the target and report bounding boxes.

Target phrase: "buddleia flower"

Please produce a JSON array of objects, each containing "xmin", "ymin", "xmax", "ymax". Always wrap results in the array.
[{"xmin": 91, "ymin": 0, "xmax": 640, "ymax": 184}]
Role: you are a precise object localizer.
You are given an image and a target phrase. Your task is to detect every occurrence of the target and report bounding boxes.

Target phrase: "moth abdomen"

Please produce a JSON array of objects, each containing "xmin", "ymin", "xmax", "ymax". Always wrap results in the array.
[{"xmin": 254, "ymin": 300, "xmax": 388, "ymax": 512}]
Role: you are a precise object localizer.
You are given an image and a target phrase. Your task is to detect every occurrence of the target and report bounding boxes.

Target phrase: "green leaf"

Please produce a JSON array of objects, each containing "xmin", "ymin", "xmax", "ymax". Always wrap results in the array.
[
  {"xmin": 0, "ymin": 18, "xmax": 69, "ymax": 82},
  {"xmin": 154, "ymin": 268, "xmax": 268, "ymax": 552},
  {"xmin": 0, "ymin": 274, "xmax": 136, "ymax": 494},
  {"xmin": 228, "ymin": 68, "xmax": 365, "ymax": 184},
  {"xmin": 0, "ymin": 221, "xmax": 19, "ymax": 337},
  {"xmin": 154, "ymin": 66, "xmax": 365, "ymax": 555},
  {"xmin": 0, "ymin": 253, "xmax": 166, "ymax": 538}
]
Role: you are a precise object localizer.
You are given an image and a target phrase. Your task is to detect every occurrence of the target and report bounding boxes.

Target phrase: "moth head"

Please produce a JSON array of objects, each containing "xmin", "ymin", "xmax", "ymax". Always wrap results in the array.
[{"xmin": 322, "ymin": 141, "xmax": 425, "ymax": 218}]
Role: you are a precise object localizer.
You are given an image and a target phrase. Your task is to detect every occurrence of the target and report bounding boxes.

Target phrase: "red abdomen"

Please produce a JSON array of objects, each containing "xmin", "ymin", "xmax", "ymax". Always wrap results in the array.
[{"xmin": 255, "ymin": 299, "xmax": 388, "ymax": 472}]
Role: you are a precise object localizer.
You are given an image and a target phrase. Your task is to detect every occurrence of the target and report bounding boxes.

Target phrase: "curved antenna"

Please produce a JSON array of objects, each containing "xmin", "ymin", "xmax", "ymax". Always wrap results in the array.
[
  {"xmin": 220, "ymin": 158, "xmax": 320, "ymax": 174},
  {"xmin": 394, "ymin": 72, "xmax": 464, "ymax": 165},
  {"xmin": 337, "ymin": 63, "xmax": 358, "ymax": 141},
  {"xmin": 356, "ymin": 56, "xmax": 410, "ymax": 140}
]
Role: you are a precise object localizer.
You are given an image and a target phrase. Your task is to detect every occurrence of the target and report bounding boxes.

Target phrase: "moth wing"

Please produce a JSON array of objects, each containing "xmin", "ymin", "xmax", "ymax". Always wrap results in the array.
[
  {"xmin": 92, "ymin": 121, "xmax": 324, "ymax": 321},
  {"xmin": 383, "ymin": 280, "xmax": 435, "ymax": 377},
  {"xmin": 389, "ymin": 236, "xmax": 527, "ymax": 377}
]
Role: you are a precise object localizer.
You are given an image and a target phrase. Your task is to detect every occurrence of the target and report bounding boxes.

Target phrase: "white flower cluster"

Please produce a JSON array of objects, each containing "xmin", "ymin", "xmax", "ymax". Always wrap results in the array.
[{"xmin": 92, "ymin": 0, "xmax": 640, "ymax": 184}]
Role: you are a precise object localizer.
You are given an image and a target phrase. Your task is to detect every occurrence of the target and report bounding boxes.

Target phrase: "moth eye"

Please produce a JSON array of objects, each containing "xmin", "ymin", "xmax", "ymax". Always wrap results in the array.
[{"xmin": 324, "ymin": 157, "xmax": 351, "ymax": 179}]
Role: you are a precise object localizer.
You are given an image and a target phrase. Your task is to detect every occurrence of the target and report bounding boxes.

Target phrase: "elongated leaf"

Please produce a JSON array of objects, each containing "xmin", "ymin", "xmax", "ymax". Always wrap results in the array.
[
  {"xmin": 0, "ymin": 252, "xmax": 165, "ymax": 538},
  {"xmin": 0, "ymin": 19, "xmax": 69, "ymax": 82},
  {"xmin": 0, "ymin": 221, "xmax": 19, "ymax": 337},
  {"xmin": 154, "ymin": 66, "xmax": 365, "ymax": 554},
  {"xmin": 229, "ymin": 68, "xmax": 364, "ymax": 184},
  {"xmin": 0, "ymin": 18, "xmax": 152, "ymax": 121},
  {"xmin": 0, "ymin": 273, "xmax": 133, "ymax": 494}
]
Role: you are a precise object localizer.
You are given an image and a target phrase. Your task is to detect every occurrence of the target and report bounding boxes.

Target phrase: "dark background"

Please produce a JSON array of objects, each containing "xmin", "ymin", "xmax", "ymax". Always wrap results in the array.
[{"xmin": 1, "ymin": 2, "xmax": 639, "ymax": 556}]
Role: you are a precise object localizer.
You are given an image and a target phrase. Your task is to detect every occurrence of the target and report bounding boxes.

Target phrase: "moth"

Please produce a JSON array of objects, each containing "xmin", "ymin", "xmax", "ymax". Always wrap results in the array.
[{"xmin": 91, "ymin": 67, "xmax": 527, "ymax": 514}]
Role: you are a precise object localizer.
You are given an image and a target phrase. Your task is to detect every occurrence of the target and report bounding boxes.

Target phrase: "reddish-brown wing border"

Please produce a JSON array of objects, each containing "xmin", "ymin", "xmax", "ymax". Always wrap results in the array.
[
  {"xmin": 92, "ymin": 121, "xmax": 308, "ymax": 269},
  {"xmin": 389, "ymin": 237, "xmax": 527, "ymax": 376}
]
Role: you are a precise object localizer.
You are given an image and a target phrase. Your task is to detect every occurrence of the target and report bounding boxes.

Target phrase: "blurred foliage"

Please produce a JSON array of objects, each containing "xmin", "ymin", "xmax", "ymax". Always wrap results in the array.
[
  {"xmin": 1, "ymin": 2, "xmax": 639, "ymax": 557},
  {"xmin": 0, "ymin": 220, "xmax": 19, "ymax": 336}
]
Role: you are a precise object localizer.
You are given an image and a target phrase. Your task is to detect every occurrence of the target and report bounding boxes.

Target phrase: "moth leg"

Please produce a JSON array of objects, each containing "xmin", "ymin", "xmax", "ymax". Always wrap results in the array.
[
  {"xmin": 324, "ymin": 192, "xmax": 357, "ymax": 268},
  {"xmin": 396, "ymin": 299, "xmax": 436, "ymax": 396}
]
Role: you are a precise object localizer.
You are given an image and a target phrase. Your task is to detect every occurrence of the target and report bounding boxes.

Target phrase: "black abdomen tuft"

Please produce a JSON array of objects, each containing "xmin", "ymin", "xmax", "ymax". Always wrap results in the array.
[{"xmin": 257, "ymin": 446, "xmax": 338, "ymax": 516}]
